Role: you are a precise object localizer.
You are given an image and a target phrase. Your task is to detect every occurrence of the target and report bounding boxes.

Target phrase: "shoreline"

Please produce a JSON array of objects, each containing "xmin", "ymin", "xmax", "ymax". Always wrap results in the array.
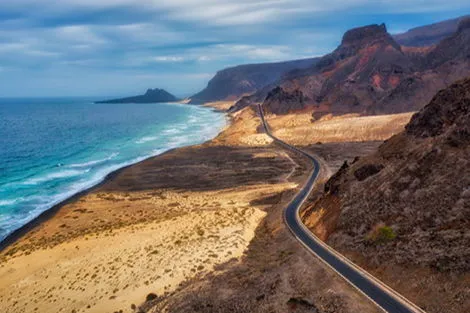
[
  {"xmin": 0, "ymin": 104, "xmax": 315, "ymax": 313},
  {"xmin": 0, "ymin": 147, "xmax": 180, "ymax": 252},
  {"xmin": 0, "ymin": 105, "xmax": 229, "ymax": 253},
  {"xmin": 0, "ymin": 103, "xmax": 410, "ymax": 313}
]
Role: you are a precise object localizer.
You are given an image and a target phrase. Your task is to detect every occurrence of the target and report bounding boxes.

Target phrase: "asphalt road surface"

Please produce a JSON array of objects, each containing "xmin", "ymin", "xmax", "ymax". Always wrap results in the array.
[{"xmin": 257, "ymin": 104, "xmax": 425, "ymax": 313}]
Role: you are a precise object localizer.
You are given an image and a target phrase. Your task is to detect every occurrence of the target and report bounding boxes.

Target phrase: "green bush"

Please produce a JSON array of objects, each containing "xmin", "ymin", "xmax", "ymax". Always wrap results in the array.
[
  {"xmin": 366, "ymin": 224, "xmax": 396, "ymax": 244},
  {"xmin": 376, "ymin": 226, "xmax": 396, "ymax": 243}
]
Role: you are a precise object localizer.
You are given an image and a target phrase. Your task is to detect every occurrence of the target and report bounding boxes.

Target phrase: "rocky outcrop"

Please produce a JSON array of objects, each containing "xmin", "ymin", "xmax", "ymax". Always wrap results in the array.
[
  {"xmin": 324, "ymin": 161, "xmax": 349, "ymax": 195},
  {"xmin": 340, "ymin": 23, "xmax": 401, "ymax": 54},
  {"xmin": 262, "ymin": 87, "xmax": 308, "ymax": 114},
  {"xmin": 353, "ymin": 163, "xmax": 384, "ymax": 181},
  {"xmin": 406, "ymin": 77, "xmax": 470, "ymax": 139},
  {"xmin": 96, "ymin": 88, "xmax": 178, "ymax": 104}
]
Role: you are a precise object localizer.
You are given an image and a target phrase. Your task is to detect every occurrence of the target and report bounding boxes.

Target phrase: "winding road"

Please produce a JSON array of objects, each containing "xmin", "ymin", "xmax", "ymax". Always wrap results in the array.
[{"xmin": 257, "ymin": 104, "xmax": 426, "ymax": 313}]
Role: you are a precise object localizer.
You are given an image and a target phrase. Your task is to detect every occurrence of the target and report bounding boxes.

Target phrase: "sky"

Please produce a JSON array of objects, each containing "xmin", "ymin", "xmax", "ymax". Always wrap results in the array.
[{"xmin": 0, "ymin": 1, "xmax": 469, "ymax": 97}]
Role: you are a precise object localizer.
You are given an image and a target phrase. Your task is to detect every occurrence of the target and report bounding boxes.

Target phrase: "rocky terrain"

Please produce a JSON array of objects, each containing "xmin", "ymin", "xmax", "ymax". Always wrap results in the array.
[
  {"xmin": 189, "ymin": 58, "xmax": 318, "ymax": 103},
  {"xmin": 96, "ymin": 88, "xmax": 178, "ymax": 104},
  {"xmin": 301, "ymin": 78, "xmax": 470, "ymax": 313},
  {"xmin": 231, "ymin": 17, "xmax": 470, "ymax": 116},
  {"xmin": 261, "ymin": 87, "xmax": 309, "ymax": 114},
  {"xmin": 393, "ymin": 14, "xmax": 469, "ymax": 47}
]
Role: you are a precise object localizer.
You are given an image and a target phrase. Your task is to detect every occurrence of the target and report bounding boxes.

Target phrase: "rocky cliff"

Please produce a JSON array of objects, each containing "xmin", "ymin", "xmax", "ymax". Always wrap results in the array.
[{"xmin": 189, "ymin": 58, "xmax": 319, "ymax": 104}]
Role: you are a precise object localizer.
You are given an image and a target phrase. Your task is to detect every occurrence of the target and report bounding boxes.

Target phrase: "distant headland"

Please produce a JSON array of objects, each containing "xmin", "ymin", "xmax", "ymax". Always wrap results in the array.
[{"xmin": 96, "ymin": 88, "xmax": 179, "ymax": 104}]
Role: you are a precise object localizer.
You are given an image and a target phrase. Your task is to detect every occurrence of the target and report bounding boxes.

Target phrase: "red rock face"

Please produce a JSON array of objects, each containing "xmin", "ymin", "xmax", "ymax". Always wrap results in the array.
[
  {"xmin": 227, "ymin": 18, "xmax": 470, "ymax": 116},
  {"xmin": 261, "ymin": 19, "xmax": 470, "ymax": 115}
]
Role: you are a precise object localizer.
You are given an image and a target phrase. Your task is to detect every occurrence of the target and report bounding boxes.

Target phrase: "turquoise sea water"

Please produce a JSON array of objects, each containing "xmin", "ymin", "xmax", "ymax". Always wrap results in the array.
[{"xmin": 0, "ymin": 98, "xmax": 226, "ymax": 242}]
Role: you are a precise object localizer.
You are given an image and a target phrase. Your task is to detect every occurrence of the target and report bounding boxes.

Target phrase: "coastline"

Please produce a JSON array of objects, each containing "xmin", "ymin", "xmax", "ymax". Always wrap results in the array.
[
  {"xmin": 0, "ymin": 147, "xmax": 180, "ymax": 253},
  {"xmin": 0, "ymin": 103, "xmax": 309, "ymax": 313},
  {"xmin": 0, "ymin": 102, "xmax": 227, "ymax": 252},
  {"xmin": 0, "ymin": 103, "xmax": 403, "ymax": 313}
]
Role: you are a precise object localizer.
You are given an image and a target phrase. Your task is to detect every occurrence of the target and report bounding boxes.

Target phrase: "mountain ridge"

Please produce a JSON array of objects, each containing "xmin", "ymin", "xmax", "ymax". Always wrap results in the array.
[
  {"xmin": 231, "ymin": 17, "xmax": 470, "ymax": 116},
  {"xmin": 189, "ymin": 57, "xmax": 319, "ymax": 104},
  {"xmin": 393, "ymin": 14, "xmax": 470, "ymax": 47}
]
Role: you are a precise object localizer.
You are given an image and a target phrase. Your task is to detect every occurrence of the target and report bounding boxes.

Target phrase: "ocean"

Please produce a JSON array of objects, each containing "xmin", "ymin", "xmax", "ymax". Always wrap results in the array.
[{"xmin": 0, "ymin": 98, "xmax": 226, "ymax": 243}]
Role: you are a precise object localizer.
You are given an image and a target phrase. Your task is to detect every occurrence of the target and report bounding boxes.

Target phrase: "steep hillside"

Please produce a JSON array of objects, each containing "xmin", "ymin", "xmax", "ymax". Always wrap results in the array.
[
  {"xmin": 270, "ymin": 23, "xmax": 417, "ymax": 114},
  {"xmin": 189, "ymin": 58, "xmax": 318, "ymax": 103},
  {"xmin": 302, "ymin": 78, "xmax": 470, "ymax": 313},
  {"xmin": 393, "ymin": 14, "xmax": 469, "ymax": 47}
]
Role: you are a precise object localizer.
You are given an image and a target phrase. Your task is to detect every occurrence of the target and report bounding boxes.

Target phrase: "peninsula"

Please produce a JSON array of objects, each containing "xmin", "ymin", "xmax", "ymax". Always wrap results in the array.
[{"xmin": 96, "ymin": 88, "xmax": 179, "ymax": 104}]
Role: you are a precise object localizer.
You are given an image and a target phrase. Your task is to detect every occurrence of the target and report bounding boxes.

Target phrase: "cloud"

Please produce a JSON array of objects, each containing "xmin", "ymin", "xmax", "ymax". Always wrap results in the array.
[
  {"xmin": 154, "ymin": 56, "xmax": 186, "ymax": 62},
  {"xmin": 0, "ymin": 0, "xmax": 469, "ymax": 96},
  {"xmin": 54, "ymin": 25, "xmax": 107, "ymax": 44}
]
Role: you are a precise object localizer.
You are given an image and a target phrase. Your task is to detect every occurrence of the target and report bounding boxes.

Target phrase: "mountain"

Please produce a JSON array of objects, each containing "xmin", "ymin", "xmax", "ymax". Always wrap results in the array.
[
  {"xmin": 243, "ymin": 23, "xmax": 416, "ymax": 114},
  {"xmin": 233, "ymin": 18, "xmax": 470, "ymax": 115},
  {"xmin": 372, "ymin": 16, "xmax": 470, "ymax": 113},
  {"xmin": 393, "ymin": 14, "xmax": 470, "ymax": 47},
  {"xmin": 302, "ymin": 78, "xmax": 470, "ymax": 312},
  {"xmin": 96, "ymin": 88, "xmax": 179, "ymax": 104},
  {"xmin": 189, "ymin": 58, "xmax": 319, "ymax": 104}
]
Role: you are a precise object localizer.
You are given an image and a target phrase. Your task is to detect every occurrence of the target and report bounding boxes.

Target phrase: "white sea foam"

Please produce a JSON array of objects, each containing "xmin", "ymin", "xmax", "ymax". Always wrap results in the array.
[
  {"xmin": 22, "ymin": 169, "xmax": 90, "ymax": 185},
  {"xmin": 162, "ymin": 128, "xmax": 183, "ymax": 135},
  {"xmin": 0, "ymin": 199, "xmax": 20, "ymax": 206},
  {"xmin": 135, "ymin": 136, "xmax": 159, "ymax": 144},
  {"xmin": 0, "ymin": 104, "xmax": 227, "ymax": 243},
  {"xmin": 68, "ymin": 152, "xmax": 119, "ymax": 168}
]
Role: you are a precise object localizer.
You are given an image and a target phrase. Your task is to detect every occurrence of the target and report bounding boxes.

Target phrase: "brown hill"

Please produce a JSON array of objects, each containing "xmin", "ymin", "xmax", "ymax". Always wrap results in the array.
[{"xmin": 302, "ymin": 78, "xmax": 470, "ymax": 313}]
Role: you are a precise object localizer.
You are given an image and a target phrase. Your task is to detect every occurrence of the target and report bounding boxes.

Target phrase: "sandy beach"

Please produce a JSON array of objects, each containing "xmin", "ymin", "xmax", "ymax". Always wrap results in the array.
[{"xmin": 0, "ymin": 103, "xmax": 410, "ymax": 313}]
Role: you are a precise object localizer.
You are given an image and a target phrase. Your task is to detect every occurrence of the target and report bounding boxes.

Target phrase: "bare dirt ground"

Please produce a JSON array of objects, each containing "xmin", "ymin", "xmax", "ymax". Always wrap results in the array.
[
  {"xmin": 202, "ymin": 101, "xmax": 235, "ymax": 111},
  {"xmin": 267, "ymin": 111, "xmax": 413, "ymax": 145},
  {"xmin": 0, "ymin": 105, "xmax": 382, "ymax": 313}
]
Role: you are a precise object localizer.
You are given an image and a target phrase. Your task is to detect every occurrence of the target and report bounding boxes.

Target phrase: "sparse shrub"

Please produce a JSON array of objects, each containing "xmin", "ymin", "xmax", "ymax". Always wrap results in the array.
[
  {"xmin": 196, "ymin": 228, "xmax": 204, "ymax": 236},
  {"xmin": 145, "ymin": 293, "xmax": 158, "ymax": 302},
  {"xmin": 366, "ymin": 223, "xmax": 396, "ymax": 244}
]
